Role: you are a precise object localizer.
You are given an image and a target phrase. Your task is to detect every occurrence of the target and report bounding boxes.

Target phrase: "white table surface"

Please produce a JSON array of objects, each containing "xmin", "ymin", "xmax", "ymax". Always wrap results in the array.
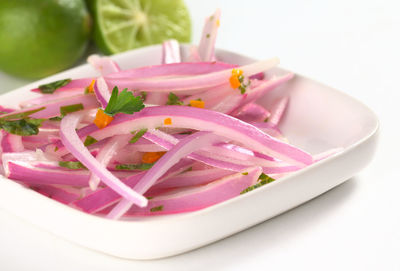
[{"xmin": 0, "ymin": 0, "xmax": 399, "ymax": 270}]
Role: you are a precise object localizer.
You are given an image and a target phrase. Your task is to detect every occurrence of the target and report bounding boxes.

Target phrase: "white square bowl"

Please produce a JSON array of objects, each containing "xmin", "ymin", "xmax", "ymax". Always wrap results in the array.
[{"xmin": 0, "ymin": 45, "xmax": 379, "ymax": 259}]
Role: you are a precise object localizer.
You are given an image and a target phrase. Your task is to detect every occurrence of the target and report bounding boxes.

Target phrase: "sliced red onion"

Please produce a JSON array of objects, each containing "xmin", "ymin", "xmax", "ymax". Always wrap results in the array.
[
  {"xmin": 5, "ymin": 160, "xmax": 91, "ymax": 186},
  {"xmin": 105, "ymin": 58, "xmax": 279, "ymax": 92},
  {"xmin": 233, "ymin": 73, "xmax": 294, "ymax": 112},
  {"xmin": 20, "ymin": 89, "xmax": 85, "ymax": 108},
  {"xmin": 106, "ymin": 62, "xmax": 236, "ymax": 79},
  {"xmin": 31, "ymin": 78, "xmax": 93, "ymax": 93},
  {"xmin": 162, "ymin": 39, "xmax": 181, "ymax": 64},
  {"xmin": 0, "ymin": 94, "xmax": 99, "ymax": 120},
  {"xmin": 248, "ymin": 121, "xmax": 287, "ymax": 141},
  {"xmin": 143, "ymin": 129, "xmax": 245, "ymax": 171},
  {"xmin": 181, "ymin": 84, "xmax": 233, "ymax": 108},
  {"xmin": 59, "ymin": 112, "xmax": 147, "ymax": 207},
  {"xmin": 89, "ymin": 134, "xmax": 131, "ymax": 190},
  {"xmin": 32, "ymin": 185, "xmax": 81, "ymax": 204},
  {"xmin": 88, "ymin": 106, "xmax": 312, "ymax": 166},
  {"xmin": 234, "ymin": 103, "xmax": 271, "ymax": 123},
  {"xmin": 124, "ymin": 166, "xmax": 262, "ymax": 216},
  {"xmin": 94, "ymin": 77, "xmax": 111, "ymax": 108},
  {"xmin": 151, "ymin": 168, "xmax": 233, "ymax": 190},
  {"xmin": 268, "ymin": 96, "xmax": 289, "ymax": 127},
  {"xmin": 87, "ymin": 54, "xmax": 121, "ymax": 76},
  {"xmin": 107, "ymin": 131, "xmax": 223, "ymax": 219},
  {"xmin": 1, "ymin": 131, "xmax": 24, "ymax": 153},
  {"xmin": 74, "ymin": 159, "xmax": 194, "ymax": 213},
  {"xmin": 198, "ymin": 9, "xmax": 221, "ymax": 62}
]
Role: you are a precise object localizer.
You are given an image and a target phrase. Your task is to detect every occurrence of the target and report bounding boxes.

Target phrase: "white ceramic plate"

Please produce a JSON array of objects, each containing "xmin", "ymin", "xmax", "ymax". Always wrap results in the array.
[{"xmin": 0, "ymin": 45, "xmax": 379, "ymax": 259}]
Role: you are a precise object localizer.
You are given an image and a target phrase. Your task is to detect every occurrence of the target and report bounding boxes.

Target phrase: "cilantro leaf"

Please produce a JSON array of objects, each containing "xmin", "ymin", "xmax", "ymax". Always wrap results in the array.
[
  {"xmin": 38, "ymin": 79, "xmax": 71, "ymax": 94},
  {"xmin": 129, "ymin": 128, "xmax": 147, "ymax": 143},
  {"xmin": 0, "ymin": 118, "xmax": 45, "ymax": 136},
  {"xmin": 166, "ymin": 92, "xmax": 183, "ymax": 105},
  {"xmin": 58, "ymin": 161, "xmax": 87, "ymax": 170},
  {"xmin": 150, "ymin": 205, "xmax": 164, "ymax": 212},
  {"xmin": 104, "ymin": 87, "xmax": 145, "ymax": 117},
  {"xmin": 115, "ymin": 163, "xmax": 154, "ymax": 170},
  {"xmin": 84, "ymin": 135, "xmax": 98, "ymax": 147},
  {"xmin": 60, "ymin": 103, "xmax": 84, "ymax": 116},
  {"xmin": 240, "ymin": 173, "xmax": 275, "ymax": 195},
  {"xmin": 0, "ymin": 107, "xmax": 45, "ymax": 121}
]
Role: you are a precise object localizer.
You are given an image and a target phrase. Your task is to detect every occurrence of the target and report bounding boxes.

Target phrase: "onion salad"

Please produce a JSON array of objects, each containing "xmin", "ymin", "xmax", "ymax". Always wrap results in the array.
[{"xmin": 0, "ymin": 10, "xmax": 338, "ymax": 219}]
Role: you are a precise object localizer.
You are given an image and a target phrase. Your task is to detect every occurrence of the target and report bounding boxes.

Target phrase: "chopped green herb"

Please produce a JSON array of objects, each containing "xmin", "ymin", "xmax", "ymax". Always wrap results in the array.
[
  {"xmin": 179, "ymin": 131, "xmax": 193, "ymax": 135},
  {"xmin": 206, "ymin": 33, "xmax": 210, "ymax": 38},
  {"xmin": 0, "ymin": 111, "xmax": 7, "ymax": 115},
  {"xmin": 58, "ymin": 161, "xmax": 87, "ymax": 169},
  {"xmin": 38, "ymin": 79, "xmax": 71, "ymax": 94},
  {"xmin": 0, "ymin": 118, "xmax": 45, "ymax": 136},
  {"xmin": 263, "ymin": 117, "xmax": 269, "ymax": 122},
  {"xmin": 241, "ymin": 172, "xmax": 249, "ymax": 175},
  {"xmin": 54, "ymin": 146, "xmax": 59, "ymax": 152},
  {"xmin": 146, "ymin": 196, "xmax": 154, "ymax": 200},
  {"xmin": 129, "ymin": 128, "xmax": 148, "ymax": 143},
  {"xmin": 49, "ymin": 116, "xmax": 63, "ymax": 121},
  {"xmin": 60, "ymin": 103, "xmax": 84, "ymax": 116},
  {"xmin": 150, "ymin": 205, "xmax": 164, "ymax": 212},
  {"xmin": 104, "ymin": 87, "xmax": 145, "ymax": 117},
  {"xmin": 84, "ymin": 86, "xmax": 91, "ymax": 94},
  {"xmin": 166, "ymin": 92, "xmax": 183, "ymax": 105},
  {"xmin": 240, "ymin": 173, "xmax": 275, "ymax": 195},
  {"xmin": 258, "ymin": 173, "xmax": 275, "ymax": 183},
  {"xmin": 0, "ymin": 107, "xmax": 45, "ymax": 121},
  {"xmin": 84, "ymin": 136, "xmax": 98, "ymax": 147},
  {"xmin": 115, "ymin": 163, "xmax": 155, "ymax": 171}
]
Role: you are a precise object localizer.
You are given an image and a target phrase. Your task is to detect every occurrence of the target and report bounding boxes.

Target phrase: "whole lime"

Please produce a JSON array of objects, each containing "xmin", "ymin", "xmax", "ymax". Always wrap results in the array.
[{"xmin": 0, "ymin": 0, "xmax": 91, "ymax": 79}]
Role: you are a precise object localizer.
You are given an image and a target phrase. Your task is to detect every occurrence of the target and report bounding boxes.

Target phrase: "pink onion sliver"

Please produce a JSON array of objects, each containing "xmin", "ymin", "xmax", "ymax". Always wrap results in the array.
[
  {"xmin": 30, "ymin": 78, "xmax": 94, "ymax": 93},
  {"xmin": 74, "ymin": 159, "xmax": 193, "ymax": 213},
  {"xmin": 88, "ymin": 106, "xmax": 312, "ymax": 167},
  {"xmin": 1, "ymin": 131, "xmax": 24, "ymax": 153},
  {"xmin": 59, "ymin": 112, "xmax": 147, "ymax": 207},
  {"xmin": 198, "ymin": 9, "xmax": 221, "ymax": 62},
  {"xmin": 5, "ymin": 161, "xmax": 91, "ymax": 186},
  {"xmin": 94, "ymin": 77, "xmax": 111, "ymax": 108},
  {"xmin": 20, "ymin": 89, "xmax": 85, "ymax": 108},
  {"xmin": 89, "ymin": 134, "xmax": 130, "ymax": 190},
  {"xmin": 234, "ymin": 103, "xmax": 271, "ymax": 123},
  {"xmin": 106, "ymin": 62, "xmax": 236, "ymax": 79},
  {"xmin": 105, "ymin": 58, "xmax": 279, "ymax": 92},
  {"xmin": 143, "ymin": 129, "xmax": 245, "ymax": 171},
  {"xmin": 162, "ymin": 39, "xmax": 181, "ymax": 64},
  {"xmin": 151, "ymin": 168, "xmax": 233, "ymax": 190},
  {"xmin": 87, "ymin": 55, "xmax": 120, "ymax": 76},
  {"xmin": 233, "ymin": 73, "xmax": 294, "ymax": 113},
  {"xmin": 268, "ymin": 96, "xmax": 289, "ymax": 127},
  {"xmin": 107, "ymin": 131, "xmax": 223, "ymax": 219},
  {"xmin": 125, "ymin": 166, "xmax": 262, "ymax": 216},
  {"xmin": 0, "ymin": 94, "xmax": 100, "ymax": 120},
  {"xmin": 33, "ymin": 185, "xmax": 81, "ymax": 204}
]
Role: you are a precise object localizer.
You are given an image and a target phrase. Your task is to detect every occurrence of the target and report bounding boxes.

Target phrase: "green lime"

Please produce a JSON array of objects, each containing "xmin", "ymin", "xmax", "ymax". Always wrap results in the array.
[
  {"xmin": 0, "ymin": 0, "xmax": 92, "ymax": 79},
  {"xmin": 92, "ymin": 0, "xmax": 191, "ymax": 55}
]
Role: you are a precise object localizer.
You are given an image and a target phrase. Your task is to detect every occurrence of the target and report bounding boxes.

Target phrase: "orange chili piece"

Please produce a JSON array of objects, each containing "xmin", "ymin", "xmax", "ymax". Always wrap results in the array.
[
  {"xmin": 86, "ymin": 79, "xmax": 96, "ymax": 93},
  {"xmin": 142, "ymin": 151, "xmax": 166, "ymax": 164},
  {"xmin": 164, "ymin": 117, "xmax": 172, "ymax": 125},
  {"xmin": 189, "ymin": 100, "xmax": 205, "ymax": 108},
  {"xmin": 94, "ymin": 109, "xmax": 114, "ymax": 129}
]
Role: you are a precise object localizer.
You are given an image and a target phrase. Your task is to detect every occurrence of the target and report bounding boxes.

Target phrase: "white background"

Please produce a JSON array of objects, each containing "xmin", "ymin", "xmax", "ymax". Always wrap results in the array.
[{"xmin": 0, "ymin": 0, "xmax": 399, "ymax": 270}]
